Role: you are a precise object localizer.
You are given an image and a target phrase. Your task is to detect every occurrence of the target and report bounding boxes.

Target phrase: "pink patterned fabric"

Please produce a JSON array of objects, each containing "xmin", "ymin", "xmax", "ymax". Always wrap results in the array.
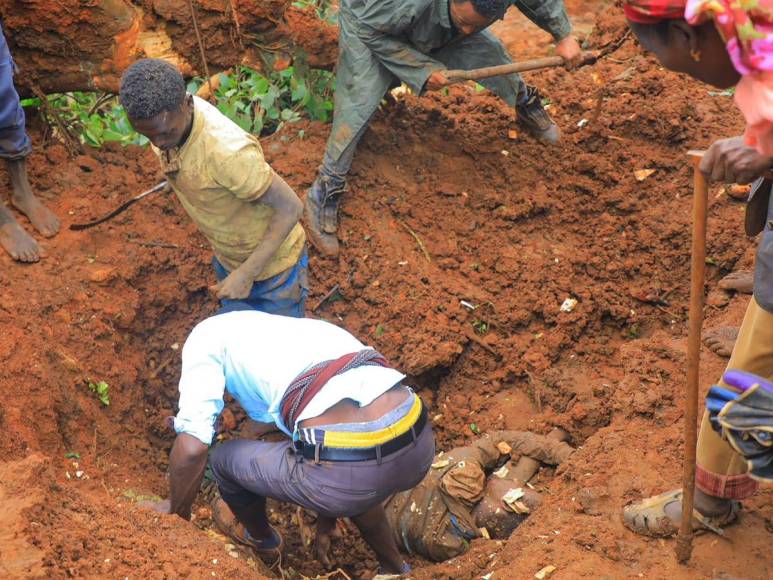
[{"xmin": 686, "ymin": 0, "xmax": 773, "ymax": 155}]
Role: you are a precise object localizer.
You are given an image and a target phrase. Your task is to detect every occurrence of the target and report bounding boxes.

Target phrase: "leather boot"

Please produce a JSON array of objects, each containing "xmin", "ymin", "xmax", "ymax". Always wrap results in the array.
[
  {"xmin": 304, "ymin": 174, "xmax": 345, "ymax": 257},
  {"xmin": 516, "ymin": 85, "xmax": 561, "ymax": 144}
]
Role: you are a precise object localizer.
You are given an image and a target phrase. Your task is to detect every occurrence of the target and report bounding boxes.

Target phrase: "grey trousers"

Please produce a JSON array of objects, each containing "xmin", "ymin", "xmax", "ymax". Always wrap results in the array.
[
  {"xmin": 322, "ymin": 29, "xmax": 527, "ymax": 179},
  {"xmin": 210, "ymin": 422, "xmax": 435, "ymax": 518}
]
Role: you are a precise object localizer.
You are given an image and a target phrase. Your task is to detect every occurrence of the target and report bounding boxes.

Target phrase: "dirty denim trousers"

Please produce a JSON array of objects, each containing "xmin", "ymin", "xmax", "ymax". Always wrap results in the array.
[
  {"xmin": 212, "ymin": 249, "xmax": 308, "ymax": 317},
  {"xmin": 0, "ymin": 22, "xmax": 31, "ymax": 160},
  {"xmin": 210, "ymin": 421, "xmax": 434, "ymax": 518}
]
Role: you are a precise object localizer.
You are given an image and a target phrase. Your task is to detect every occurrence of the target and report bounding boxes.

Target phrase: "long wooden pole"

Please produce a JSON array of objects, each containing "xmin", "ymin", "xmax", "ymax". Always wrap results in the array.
[
  {"xmin": 444, "ymin": 52, "xmax": 597, "ymax": 84},
  {"xmin": 676, "ymin": 151, "xmax": 709, "ymax": 564}
]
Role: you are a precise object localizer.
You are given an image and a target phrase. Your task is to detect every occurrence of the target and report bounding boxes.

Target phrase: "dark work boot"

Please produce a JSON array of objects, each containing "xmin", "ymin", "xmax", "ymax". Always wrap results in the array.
[
  {"xmin": 304, "ymin": 174, "xmax": 346, "ymax": 257},
  {"xmin": 516, "ymin": 85, "xmax": 561, "ymax": 145}
]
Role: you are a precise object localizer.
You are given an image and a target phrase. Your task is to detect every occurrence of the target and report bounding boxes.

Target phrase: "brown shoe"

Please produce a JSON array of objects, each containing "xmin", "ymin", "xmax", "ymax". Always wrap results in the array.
[
  {"xmin": 211, "ymin": 498, "xmax": 284, "ymax": 564},
  {"xmin": 304, "ymin": 174, "xmax": 345, "ymax": 257}
]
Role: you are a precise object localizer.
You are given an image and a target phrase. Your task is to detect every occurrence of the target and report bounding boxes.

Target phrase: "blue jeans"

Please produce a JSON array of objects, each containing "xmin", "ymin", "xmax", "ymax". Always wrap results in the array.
[
  {"xmin": 0, "ymin": 22, "xmax": 31, "ymax": 160},
  {"xmin": 212, "ymin": 250, "xmax": 308, "ymax": 317}
]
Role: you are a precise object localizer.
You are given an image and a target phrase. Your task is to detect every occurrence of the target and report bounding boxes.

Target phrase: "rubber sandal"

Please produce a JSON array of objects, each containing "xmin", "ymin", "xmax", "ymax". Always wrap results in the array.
[
  {"xmin": 623, "ymin": 489, "xmax": 740, "ymax": 538},
  {"xmin": 211, "ymin": 498, "xmax": 285, "ymax": 562}
]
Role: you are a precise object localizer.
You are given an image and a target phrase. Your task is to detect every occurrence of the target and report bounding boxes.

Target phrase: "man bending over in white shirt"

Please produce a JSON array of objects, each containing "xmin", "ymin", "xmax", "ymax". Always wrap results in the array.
[{"xmin": 144, "ymin": 311, "xmax": 434, "ymax": 575}]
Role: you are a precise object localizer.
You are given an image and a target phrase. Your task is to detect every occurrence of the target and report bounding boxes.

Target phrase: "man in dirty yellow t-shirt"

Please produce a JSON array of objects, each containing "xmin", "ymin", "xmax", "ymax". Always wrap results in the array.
[{"xmin": 120, "ymin": 59, "xmax": 307, "ymax": 316}]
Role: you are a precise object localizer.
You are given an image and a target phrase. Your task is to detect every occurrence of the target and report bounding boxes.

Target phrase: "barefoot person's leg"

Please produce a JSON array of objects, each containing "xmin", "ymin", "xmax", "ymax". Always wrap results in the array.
[
  {"xmin": 0, "ymin": 202, "xmax": 38, "ymax": 262},
  {"xmin": 0, "ymin": 21, "xmax": 59, "ymax": 240},
  {"xmin": 7, "ymin": 158, "xmax": 60, "ymax": 238},
  {"xmin": 703, "ymin": 326, "xmax": 739, "ymax": 358},
  {"xmin": 718, "ymin": 270, "xmax": 754, "ymax": 294}
]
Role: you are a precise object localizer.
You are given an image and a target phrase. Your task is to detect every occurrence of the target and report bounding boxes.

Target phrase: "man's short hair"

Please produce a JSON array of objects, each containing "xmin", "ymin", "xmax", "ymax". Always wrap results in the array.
[
  {"xmin": 466, "ymin": 0, "xmax": 507, "ymax": 19},
  {"xmin": 119, "ymin": 59, "xmax": 186, "ymax": 120}
]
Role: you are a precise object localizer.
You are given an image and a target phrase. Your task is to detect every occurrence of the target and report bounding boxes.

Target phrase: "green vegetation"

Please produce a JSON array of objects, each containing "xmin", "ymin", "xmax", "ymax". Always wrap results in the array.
[
  {"xmin": 88, "ymin": 380, "xmax": 111, "ymax": 406},
  {"xmin": 292, "ymin": 0, "xmax": 339, "ymax": 23},
  {"xmin": 21, "ymin": 93, "xmax": 147, "ymax": 148},
  {"xmin": 472, "ymin": 319, "xmax": 489, "ymax": 335},
  {"xmin": 22, "ymin": 64, "xmax": 336, "ymax": 148},
  {"xmin": 187, "ymin": 65, "xmax": 335, "ymax": 136}
]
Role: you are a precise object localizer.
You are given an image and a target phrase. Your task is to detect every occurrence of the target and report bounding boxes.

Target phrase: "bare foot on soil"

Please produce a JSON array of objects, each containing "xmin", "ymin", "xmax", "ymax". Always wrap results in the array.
[
  {"xmin": 0, "ymin": 219, "xmax": 40, "ymax": 262},
  {"xmin": 7, "ymin": 158, "xmax": 61, "ymax": 238},
  {"xmin": 718, "ymin": 270, "xmax": 754, "ymax": 294},
  {"xmin": 703, "ymin": 326, "xmax": 739, "ymax": 358},
  {"xmin": 12, "ymin": 194, "xmax": 60, "ymax": 238}
]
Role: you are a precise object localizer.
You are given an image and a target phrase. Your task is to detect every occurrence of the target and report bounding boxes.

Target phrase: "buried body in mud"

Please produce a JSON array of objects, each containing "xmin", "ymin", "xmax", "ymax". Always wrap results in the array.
[{"xmin": 210, "ymin": 427, "xmax": 574, "ymax": 566}]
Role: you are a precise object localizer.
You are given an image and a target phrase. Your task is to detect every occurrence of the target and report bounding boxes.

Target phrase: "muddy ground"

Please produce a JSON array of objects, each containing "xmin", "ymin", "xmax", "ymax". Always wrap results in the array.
[{"xmin": 1, "ymin": 4, "xmax": 771, "ymax": 580}]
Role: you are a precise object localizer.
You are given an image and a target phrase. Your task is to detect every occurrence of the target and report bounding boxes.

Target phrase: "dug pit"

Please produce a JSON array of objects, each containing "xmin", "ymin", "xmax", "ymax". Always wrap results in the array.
[{"xmin": 1, "ymin": 7, "xmax": 771, "ymax": 580}]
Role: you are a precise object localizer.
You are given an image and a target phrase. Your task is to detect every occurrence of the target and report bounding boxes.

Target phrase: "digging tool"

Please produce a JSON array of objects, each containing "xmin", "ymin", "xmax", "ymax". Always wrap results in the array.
[
  {"xmin": 69, "ymin": 181, "xmax": 169, "ymax": 231},
  {"xmin": 676, "ymin": 150, "xmax": 709, "ymax": 564},
  {"xmin": 444, "ymin": 52, "xmax": 598, "ymax": 84},
  {"xmin": 678, "ymin": 154, "xmax": 773, "ymax": 562}
]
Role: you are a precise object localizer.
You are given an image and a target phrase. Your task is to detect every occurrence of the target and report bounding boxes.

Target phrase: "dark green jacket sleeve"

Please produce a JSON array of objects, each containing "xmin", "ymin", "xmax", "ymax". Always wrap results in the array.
[
  {"xmin": 346, "ymin": 0, "xmax": 445, "ymax": 93},
  {"xmin": 511, "ymin": 0, "xmax": 572, "ymax": 41}
]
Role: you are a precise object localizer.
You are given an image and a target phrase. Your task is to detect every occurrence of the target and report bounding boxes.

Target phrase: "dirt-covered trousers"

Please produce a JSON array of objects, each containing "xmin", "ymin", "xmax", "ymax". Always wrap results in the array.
[
  {"xmin": 0, "ymin": 22, "xmax": 31, "ymax": 160},
  {"xmin": 696, "ymin": 297, "xmax": 773, "ymax": 498},
  {"xmin": 209, "ymin": 423, "xmax": 434, "ymax": 518}
]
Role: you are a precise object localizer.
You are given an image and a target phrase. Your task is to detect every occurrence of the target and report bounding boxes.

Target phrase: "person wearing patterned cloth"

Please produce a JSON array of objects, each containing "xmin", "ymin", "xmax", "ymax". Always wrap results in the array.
[
  {"xmin": 140, "ymin": 311, "xmax": 434, "ymax": 575},
  {"xmin": 619, "ymin": 0, "xmax": 773, "ymax": 537}
]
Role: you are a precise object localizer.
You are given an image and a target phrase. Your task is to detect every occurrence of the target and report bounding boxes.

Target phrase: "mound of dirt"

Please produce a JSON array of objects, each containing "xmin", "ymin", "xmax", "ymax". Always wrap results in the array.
[{"xmin": 0, "ymin": 4, "xmax": 770, "ymax": 580}]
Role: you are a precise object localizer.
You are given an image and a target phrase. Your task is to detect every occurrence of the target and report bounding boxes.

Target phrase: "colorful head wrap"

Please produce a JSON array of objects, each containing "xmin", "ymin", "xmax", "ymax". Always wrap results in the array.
[
  {"xmin": 623, "ymin": 0, "xmax": 773, "ymax": 156},
  {"xmin": 687, "ymin": 0, "xmax": 773, "ymax": 154}
]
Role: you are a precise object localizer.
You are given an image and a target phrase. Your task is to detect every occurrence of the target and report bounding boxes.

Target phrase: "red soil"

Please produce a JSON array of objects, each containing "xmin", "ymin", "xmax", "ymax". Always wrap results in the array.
[{"xmin": 0, "ymin": 5, "xmax": 770, "ymax": 580}]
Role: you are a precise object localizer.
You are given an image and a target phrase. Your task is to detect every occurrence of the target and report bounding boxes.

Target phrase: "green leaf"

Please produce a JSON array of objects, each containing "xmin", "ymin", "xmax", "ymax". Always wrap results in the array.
[
  {"xmin": 65, "ymin": 452, "xmax": 81, "ymax": 459},
  {"xmin": 470, "ymin": 423, "xmax": 480, "ymax": 435},
  {"xmin": 88, "ymin": 380, "xmax": 110, "ymax": 406},
  {"xmin": 374, "ymin": 324, "xmax": 385, "ymax": 338}
]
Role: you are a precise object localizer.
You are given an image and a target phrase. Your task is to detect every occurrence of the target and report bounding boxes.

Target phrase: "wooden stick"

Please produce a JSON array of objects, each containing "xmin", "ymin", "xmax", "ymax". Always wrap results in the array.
[
  {"xmin": 311, "ymin": 283, "xmax": 340, "ymax": 312},
  {"xmin": 463, "ymin": 328, "xmax": 501, "ymax": 359},
  {"xmin": 398, "ymin": 220, "xmax": 432, "ymax": 262},
  {"xmin": 187, "ymin": 0, "xmax": 213, "ymax": 99},
  {"xmin": 676, "ymin": 150, "xmax": 709, "ymax": 564},
  {"xmin": 445, "ymin": 52, "xmax": 597, "ymax": 84}
]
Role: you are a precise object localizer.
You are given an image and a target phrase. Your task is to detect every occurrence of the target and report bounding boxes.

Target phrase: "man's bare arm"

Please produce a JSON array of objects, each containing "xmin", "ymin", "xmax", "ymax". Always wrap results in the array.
[
  {"xmin": 168, "ymin": 433, "xmax": 210, "ymax": 519},
  {"xmin": 212, "ymin": 174, "xmax": 303, "ymax": 300}
]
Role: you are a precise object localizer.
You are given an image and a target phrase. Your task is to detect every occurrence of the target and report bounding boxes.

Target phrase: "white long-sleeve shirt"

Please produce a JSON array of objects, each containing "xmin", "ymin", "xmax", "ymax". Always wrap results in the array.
[{"xmin": 174, "ymin": 311, "xmax": 405, "ymax": 444}]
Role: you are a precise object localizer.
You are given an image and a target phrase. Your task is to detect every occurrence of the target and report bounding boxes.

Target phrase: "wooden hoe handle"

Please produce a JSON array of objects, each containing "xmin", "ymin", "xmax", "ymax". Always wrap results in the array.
[
  {"xmin": 676, "ymin": 150, "xmax": 709, "ymax": 564},
  {"xmin": 444, "ymin": 52, "xmax": 598, "ymax": 83}
]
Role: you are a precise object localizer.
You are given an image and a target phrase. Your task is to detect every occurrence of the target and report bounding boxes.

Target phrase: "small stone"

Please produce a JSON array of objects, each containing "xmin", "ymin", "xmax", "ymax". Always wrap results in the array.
[
  {"xmin": 535, "ymin": 565, "xmax": 556, "ymax": 579},
  {"xmin": 89, "ymin": 268, "xmax": 116, "ymax": 284}
]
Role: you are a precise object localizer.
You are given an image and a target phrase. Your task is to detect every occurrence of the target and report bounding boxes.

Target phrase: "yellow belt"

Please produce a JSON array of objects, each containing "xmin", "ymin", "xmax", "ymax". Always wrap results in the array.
[{"xmin": 302, "ymin": 394, "xmax": 422, "ymax": 449}]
